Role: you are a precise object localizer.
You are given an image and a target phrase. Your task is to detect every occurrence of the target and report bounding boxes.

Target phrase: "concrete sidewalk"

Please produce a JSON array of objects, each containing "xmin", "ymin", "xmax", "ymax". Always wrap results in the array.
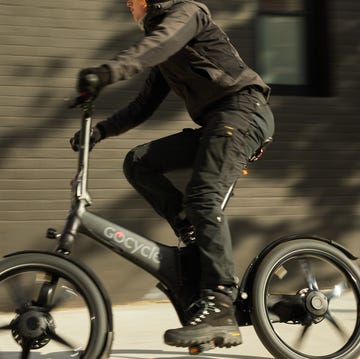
[
  {"xmin": 0, "ymin": 301, "xmax": 272, "ymax": 359},
  {"xmin": 110, "ymin": 301, "xmax": 272, "ymax": 359},
  {"xmin": 1, "ymin": 288, "xmax": 358, "ymax": 358}
]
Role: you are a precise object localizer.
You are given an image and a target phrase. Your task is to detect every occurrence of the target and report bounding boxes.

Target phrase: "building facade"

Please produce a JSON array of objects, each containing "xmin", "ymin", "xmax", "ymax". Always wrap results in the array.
[{"xmin": 0, "ymin": 0, "xmax": 359, "ymax": 302}]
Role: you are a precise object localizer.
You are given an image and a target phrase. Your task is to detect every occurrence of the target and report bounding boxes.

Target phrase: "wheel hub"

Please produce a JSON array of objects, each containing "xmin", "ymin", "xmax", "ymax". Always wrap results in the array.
[
  {"xmin": 11, "ymin": 310, "xmax": 55, "ymax": 349},
  {"xmin": 305, "ymin": 291, "xmax": 328, "ymax": 316}
]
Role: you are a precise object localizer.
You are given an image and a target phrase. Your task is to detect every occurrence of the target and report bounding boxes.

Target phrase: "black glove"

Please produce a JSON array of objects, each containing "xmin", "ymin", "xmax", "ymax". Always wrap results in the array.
[
  {"xmin": 70, "ymin": 126, "xmax": 103, "ymax": 152},
  {"xmin": 77, "ymin": 66, "xmax": 112, "ymax": 98}
]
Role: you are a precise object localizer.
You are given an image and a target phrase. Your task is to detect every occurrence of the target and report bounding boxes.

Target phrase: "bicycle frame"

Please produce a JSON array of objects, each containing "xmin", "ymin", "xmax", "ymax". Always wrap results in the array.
[{"xmin": 65, "ymin": 208, "xmax": 181, "ymax": 289}]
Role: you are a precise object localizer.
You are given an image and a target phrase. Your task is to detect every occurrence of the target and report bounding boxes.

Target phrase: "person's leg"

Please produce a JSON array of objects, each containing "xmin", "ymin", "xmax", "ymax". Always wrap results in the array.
[
  {"xmin": 185, "ymin": 88, "xmax": 274, "ymax": 289},
  {"xmin": 164, "ymin": 119, "xmax": 252, "ymax": 348},
  {"xmin": 164, "ymin": 88, "xmax": 274, "ymax": 347},
  {"xmin": 123, "ymin": 127, "xmax": 201, "ymax": 233}
]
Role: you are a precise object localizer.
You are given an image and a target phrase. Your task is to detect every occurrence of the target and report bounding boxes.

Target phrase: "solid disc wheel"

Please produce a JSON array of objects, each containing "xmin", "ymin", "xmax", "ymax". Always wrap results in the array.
[
  {"xmin": 251, "ymin": 239, "xmax": 360, "ymax": 359},
  {"xmin": 0, "ymin": 252, "xmax": 110, "ymax": 358}
]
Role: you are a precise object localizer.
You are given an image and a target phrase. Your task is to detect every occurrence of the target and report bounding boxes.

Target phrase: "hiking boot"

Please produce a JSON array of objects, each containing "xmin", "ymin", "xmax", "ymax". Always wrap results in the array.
[{"xmin": 164, "ymin": 290, "xmax": 242, "ymax": 348}]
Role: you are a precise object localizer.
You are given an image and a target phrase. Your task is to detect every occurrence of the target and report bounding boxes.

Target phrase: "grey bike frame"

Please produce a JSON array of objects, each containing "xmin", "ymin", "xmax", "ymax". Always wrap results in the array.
[{"xmin": 56, "ymin": 101, "xmax": 179, "ymax": 290}]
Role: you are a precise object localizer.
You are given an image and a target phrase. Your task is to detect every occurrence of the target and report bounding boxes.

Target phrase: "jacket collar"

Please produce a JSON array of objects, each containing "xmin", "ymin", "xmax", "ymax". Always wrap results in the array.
[
  {"xmin": 145, "ymin": 0, "xmax": 208, "ymax": 18},
  {"xmin": 143, "ymin": 0, "xmax": 210, "ymax": 32},
  {"xmin": 147, "ymin": 0, "xmax": 183, "ymax": 12},
  {"xmin": 143, "ymin": 0, "xmax": 182, "ymax": 28}
]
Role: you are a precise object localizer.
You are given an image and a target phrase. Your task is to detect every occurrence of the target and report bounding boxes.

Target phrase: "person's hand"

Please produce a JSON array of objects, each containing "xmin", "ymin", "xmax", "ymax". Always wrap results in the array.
[
  {"xmin": 77, "ymin": 66, "xmax": 111, "ymax": 98},
  {"xmin": 70, "ymin": 127, "xmax": 102, "ymax": 152}
]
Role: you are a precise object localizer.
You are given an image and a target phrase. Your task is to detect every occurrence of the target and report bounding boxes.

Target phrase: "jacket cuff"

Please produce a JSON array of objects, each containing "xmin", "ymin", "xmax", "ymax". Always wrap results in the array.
[{"xmin": 95, "ymin": 123, "xmax": 107, "ymax": 140}]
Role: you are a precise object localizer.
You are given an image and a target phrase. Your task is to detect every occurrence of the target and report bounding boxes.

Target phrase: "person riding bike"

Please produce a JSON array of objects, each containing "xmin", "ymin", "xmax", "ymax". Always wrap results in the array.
[{"xmin": 70, "ymin": 0, "xmax": 275, "ymax": 349}]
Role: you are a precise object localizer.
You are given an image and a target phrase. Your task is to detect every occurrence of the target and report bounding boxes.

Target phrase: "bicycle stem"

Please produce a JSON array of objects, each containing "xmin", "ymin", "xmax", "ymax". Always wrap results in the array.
[
  {"xmin": 76, "ymin": 102, "xmax": 94, "ymax": 205},
  {"xmin": 56, "ymin": 101, "xmax": 94, "ymax": 254}
]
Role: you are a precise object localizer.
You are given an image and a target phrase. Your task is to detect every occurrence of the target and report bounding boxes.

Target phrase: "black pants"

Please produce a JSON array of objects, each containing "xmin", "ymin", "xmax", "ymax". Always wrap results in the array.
[{"xmin": 123, "ymin": 87, "xmax": 275, "ymax": 289}]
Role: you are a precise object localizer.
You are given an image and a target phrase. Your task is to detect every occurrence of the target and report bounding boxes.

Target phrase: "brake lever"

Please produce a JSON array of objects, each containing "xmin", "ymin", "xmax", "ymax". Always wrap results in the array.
[{"xmin": 68, "ymin": 93, "xmax": 91, "ymax": 109}]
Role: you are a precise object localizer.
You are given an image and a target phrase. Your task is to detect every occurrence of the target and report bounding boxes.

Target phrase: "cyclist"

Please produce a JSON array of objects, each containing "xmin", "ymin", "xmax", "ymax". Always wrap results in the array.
[{"xmin": 71, "ymin": 0, "xmax": 274, "ymax": 348}]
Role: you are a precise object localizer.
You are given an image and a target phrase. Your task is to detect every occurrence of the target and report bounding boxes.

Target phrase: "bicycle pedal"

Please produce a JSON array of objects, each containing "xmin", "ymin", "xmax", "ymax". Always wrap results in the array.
[
  {"xmin": 188, "ymin": 340, "xmax": 216, "ymax": 355},
  {"xmin": 46, "ymin": 228, "xmax": 61, "ymax": 240}
]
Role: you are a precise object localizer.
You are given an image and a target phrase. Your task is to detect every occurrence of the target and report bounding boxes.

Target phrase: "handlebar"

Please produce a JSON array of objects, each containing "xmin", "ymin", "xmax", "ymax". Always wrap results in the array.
[{"xmin": 68, "ymin": 73, "xmax": 100, "ymax": 109}]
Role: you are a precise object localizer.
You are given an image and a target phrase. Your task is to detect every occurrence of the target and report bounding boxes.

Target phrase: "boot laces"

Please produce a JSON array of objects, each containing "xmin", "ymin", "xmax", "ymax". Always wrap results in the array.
[{"xmin": 187, "ymin": 295, "xmax": 221, "ymax": 326}]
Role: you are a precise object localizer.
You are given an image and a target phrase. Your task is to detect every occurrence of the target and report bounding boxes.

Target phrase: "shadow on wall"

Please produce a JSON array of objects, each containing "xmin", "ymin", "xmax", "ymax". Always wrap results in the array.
[{"xmin": 0, "ymin": 0, "xmax": 359, "ymax": 302}]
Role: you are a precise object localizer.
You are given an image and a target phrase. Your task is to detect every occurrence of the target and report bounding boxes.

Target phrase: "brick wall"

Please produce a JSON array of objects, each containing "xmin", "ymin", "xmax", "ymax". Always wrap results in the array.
[{"xmin": 0, "ymin": 0, "xmax": 359, "ymax": 303}]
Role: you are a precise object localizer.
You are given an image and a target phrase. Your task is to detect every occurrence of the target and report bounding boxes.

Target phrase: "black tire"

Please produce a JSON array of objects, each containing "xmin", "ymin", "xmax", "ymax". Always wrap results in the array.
[
  {"xmin": 0, "ymin": 252, "xmax": 110, "ymax": 358},
  {"xmin": 251, "ymin": 239, "xmax": 360, "ymax": 359}
]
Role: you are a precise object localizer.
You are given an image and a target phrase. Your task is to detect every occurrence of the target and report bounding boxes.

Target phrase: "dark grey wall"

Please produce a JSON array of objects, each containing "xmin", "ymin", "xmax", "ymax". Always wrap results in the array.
[{"xmin": 0, "ymin": 0, "xmax": 359, "ymax": 303}]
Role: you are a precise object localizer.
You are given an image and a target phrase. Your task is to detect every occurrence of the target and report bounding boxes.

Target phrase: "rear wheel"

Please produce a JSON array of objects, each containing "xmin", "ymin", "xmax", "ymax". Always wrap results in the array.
[
  {"xmin": 251, "ymin": 239, "xmax": 360, "ymax": 359},
  {"xmin": 0, "ymin": 252, "xmax": 110, "ymax": 358}
]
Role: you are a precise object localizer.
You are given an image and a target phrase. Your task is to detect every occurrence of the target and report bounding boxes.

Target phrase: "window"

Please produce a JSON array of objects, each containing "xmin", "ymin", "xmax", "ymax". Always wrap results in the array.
[{"xmin": 256, "ymin": 0, "xmax": 330, "ymax": 96}]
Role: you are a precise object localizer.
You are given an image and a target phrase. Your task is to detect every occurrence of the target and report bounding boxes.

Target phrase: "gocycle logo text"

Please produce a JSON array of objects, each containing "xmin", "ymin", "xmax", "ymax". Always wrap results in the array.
[{"xmin": 104, "ymin": 227, "xmax": 160, "ymax": 263}]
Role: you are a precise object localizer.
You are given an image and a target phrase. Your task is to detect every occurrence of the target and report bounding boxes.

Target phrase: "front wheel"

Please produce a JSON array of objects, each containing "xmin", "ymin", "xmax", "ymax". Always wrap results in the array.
[
  {"xmin": 251, "ymin": 239, "xmax": 360, "ymax": 359},
  {"xmin": 0, "ymin": 252, "xmax": 111, "ymax": 358}
]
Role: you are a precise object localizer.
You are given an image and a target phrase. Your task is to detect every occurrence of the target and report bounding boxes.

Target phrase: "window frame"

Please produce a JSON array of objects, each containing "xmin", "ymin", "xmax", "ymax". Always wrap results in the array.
[{"xmin": 256, "ymin": 0, "xmax": 330, "ymax": 96}]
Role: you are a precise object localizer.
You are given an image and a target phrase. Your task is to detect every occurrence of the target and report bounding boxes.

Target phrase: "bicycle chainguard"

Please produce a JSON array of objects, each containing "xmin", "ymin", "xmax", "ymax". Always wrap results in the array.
[{"xmin": 188, "ymin": 340, "xmax": 216, "ymax": 355}]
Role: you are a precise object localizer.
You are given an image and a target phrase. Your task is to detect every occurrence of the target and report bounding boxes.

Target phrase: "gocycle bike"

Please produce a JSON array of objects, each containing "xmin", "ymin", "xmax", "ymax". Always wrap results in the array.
[{"xmin": 0, "ymin": 81, "xmax": 360, "ymax": 359}]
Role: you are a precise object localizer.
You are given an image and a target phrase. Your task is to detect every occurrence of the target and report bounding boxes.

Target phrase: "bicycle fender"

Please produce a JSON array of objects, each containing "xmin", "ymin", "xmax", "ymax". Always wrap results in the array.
[
  {"xmin": 3, "ymin": 250, "xmax": 114, "ymax": 358},
  {"xmin": 237, "ymin": 234, "xmax": 358, "ymax": 302}
]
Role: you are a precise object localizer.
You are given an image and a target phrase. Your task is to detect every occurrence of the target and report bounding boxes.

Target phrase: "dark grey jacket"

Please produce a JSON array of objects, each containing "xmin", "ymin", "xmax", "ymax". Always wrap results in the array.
[{"xmin": 98, "ymin": 0, "xmax": 270, "ymax": 137}]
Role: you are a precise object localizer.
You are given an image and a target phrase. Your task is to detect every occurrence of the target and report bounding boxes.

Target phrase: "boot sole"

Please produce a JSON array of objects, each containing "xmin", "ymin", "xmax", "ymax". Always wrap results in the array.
[{"xmin": 164, "ymin": 326, "xmax": 242, "ymax": 348}]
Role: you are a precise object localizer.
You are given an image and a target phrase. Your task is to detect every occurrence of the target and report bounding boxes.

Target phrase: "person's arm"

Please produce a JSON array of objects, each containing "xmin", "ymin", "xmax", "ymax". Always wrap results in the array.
[
  {"xmin": 96, "ymin": 66, "xmax": 170, "ymax": 138},
  {"xmin": 104, "ymin": 3, "xmax": 209, "ymax": 83}
]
